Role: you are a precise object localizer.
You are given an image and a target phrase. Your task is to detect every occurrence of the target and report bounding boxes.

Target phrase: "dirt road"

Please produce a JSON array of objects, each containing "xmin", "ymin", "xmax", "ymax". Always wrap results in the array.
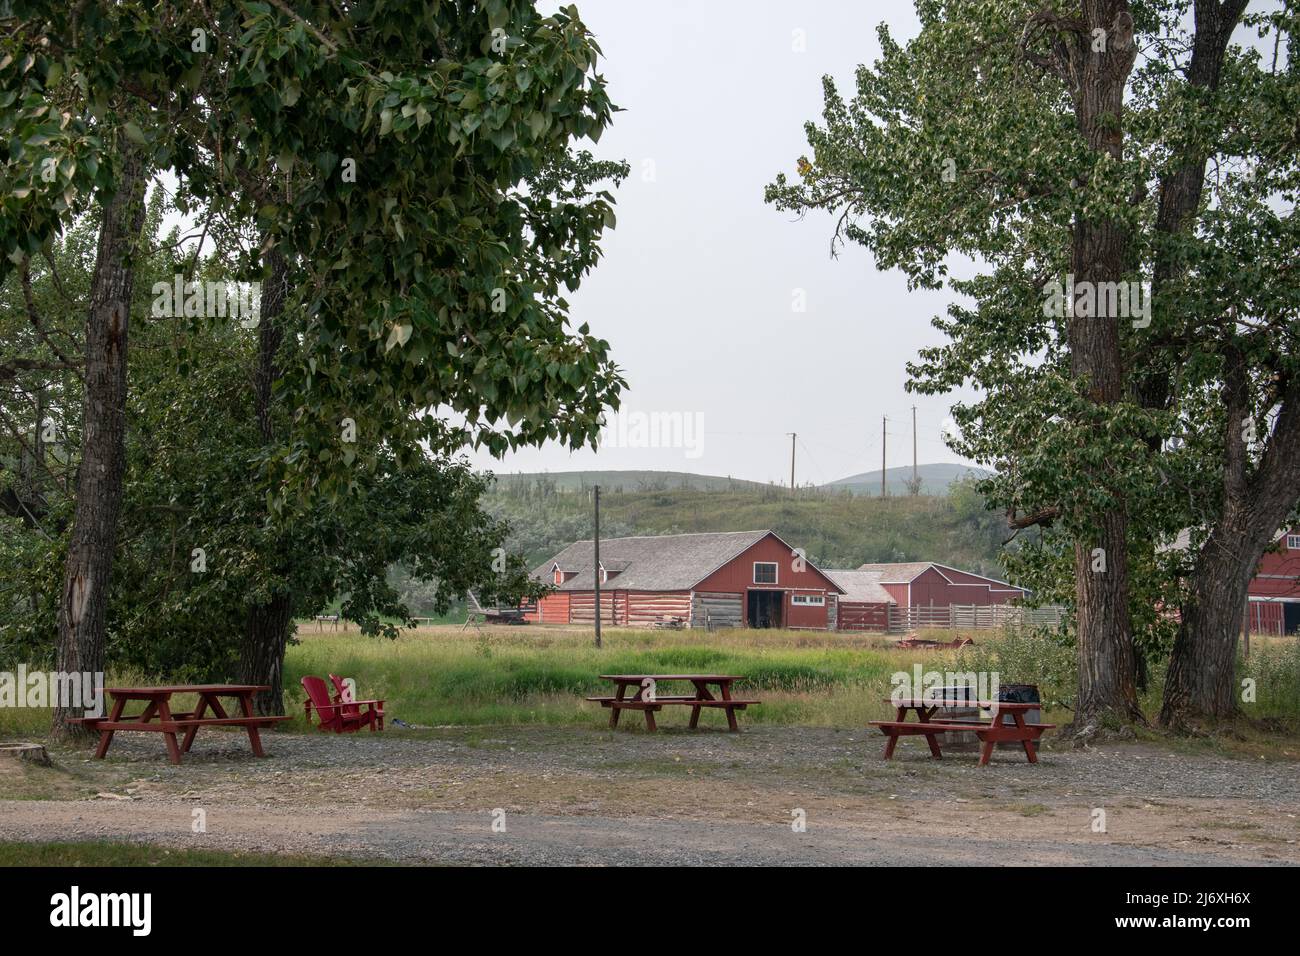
[{"xmin": 1, "ymin": 726, "xmax": 1296, "ymax": 865}]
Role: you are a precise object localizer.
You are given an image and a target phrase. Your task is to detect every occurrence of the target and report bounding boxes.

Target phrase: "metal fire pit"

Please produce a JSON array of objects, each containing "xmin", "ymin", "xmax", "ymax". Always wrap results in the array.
[{"xmin": 926, "ymin": 686, "xmax": 982, "ymax": 752}]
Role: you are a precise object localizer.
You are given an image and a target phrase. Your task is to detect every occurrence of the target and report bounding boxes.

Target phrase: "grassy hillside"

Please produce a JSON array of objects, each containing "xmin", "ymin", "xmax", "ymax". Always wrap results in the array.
[
  {"xmin": 484, "ymin": 474, "xmax": 1013, "ymax": 576},
  {"xmin": 826, "ymin": 463, "xmax": 994, "ymax": 496},
  {"xmin": 489, "ymin": 464, "xmax": 991, "ymax": 497},
  {"xmin": 489, "ymin": 470, "xmax": 769, "ymax": 493}
]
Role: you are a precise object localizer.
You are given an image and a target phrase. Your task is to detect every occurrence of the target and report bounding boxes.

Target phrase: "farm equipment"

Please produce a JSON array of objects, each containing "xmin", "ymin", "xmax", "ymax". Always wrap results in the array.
[{"xmin": 463, "ymin": 590, "xmax": 528, "ymax": 629}]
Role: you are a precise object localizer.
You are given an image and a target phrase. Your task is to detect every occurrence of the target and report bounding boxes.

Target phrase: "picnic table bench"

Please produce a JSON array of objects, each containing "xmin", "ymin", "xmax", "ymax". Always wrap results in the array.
[
  {"xmin": 73, "ymin": 685, "xmax": 290, "ymax": 765},
  {"xmin": 870, "ymin": 698, "xmax": 1054, "ymax": 766},
  {"xmin": 587, "ymin": 675, "xmax": 760, "ymax": 732}
]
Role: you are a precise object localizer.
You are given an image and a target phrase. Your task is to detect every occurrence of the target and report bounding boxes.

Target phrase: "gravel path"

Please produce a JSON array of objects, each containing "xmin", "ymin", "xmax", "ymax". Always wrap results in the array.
[{"xmin": 2, "ymin": 726, "xmax": 1297, "ymax": 865}]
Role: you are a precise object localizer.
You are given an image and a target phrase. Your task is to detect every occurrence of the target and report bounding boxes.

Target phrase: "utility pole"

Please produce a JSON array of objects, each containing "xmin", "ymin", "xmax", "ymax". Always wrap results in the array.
[
  {"xmin": 787, "ymin": 432, "xmax": 796, "ymax": 494},
  {"xmin": 912, "ymin": 405, "xmax": 918, "ymax": 491},
  {"xmin": 881, "ymin": 416, "xmax": 887, "ymax": 497},
  {"xmin": 593, "ymin": 484, "xmax": 602, "ymax": 648}
]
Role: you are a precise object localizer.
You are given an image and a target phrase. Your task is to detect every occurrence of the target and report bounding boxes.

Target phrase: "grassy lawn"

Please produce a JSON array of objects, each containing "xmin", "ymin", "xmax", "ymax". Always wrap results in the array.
[
  {"xmin": 3, "ymin": 624, "xmax": 1297, "ymax": 750},
  {"xmin": 283, "ymin": 624, "xmax": 1077, "ymax": 730},
  {"xmin": 0, "ymin": 840, "xmax": 380, "ymax": 867}
]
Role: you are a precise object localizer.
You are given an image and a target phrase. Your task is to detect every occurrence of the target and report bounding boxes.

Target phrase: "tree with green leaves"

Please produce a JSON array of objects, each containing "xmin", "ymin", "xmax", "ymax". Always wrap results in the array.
[
  {"xmin": 2, "ymin": 167, "xmax": 551, "ymax": 715},
  {"xmin": 768, "ymin": 0, "xmax": 1297, "ymax": 728},
  {"xmin": 2, "ymin": 1, "xmax": 627, "ymax": 725}
]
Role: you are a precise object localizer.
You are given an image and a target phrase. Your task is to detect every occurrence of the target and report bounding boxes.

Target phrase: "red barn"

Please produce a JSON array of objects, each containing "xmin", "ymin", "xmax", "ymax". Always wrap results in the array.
[
  {"xmin": 854, "ymin": 562, "xmax": 1027, "ymax": 609},
  {"xmin": 824, "ymin": 562, "xmax": 1027, "ymax": 631},
  {"xmin": 526, "ymin": 530, "xmax": 844, "ymax": 630},
  {"xmin": 1246, "ymin": 528, "xmax": 1300, "ymax": 635},
  {"xmin": 822, "ymin": 569, "xmax": 894, "ymax": 631}
]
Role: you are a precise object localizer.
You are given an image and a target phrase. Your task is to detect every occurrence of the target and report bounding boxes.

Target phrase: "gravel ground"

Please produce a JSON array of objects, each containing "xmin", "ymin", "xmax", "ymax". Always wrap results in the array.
[{"xmin": 1, "ymin": 725, "xmax": 1297, "ymax": 865}]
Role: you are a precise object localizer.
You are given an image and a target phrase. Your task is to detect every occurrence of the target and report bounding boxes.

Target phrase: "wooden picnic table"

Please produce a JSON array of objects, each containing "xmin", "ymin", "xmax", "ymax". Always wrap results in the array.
[
  {"xmin": 76, "ymin": 685, "xmax": 290, "ymax": 765},
  {"xmin": 586, "ymin": 674, "xmax": 760, "ymax": 732},
  {"xmin": 869, "ymin": 698, "xmax": 1054, "ymax": 766}
]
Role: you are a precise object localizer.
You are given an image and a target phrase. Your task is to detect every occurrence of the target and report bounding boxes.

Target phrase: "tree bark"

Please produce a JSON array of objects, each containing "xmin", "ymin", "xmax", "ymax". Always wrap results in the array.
[
  {"xmin": 236, "ymin": 248, "xmax": 293, "ymax": 716},
  {"xmin": 1127, "ymin": 1, "xmax": 1248, "ymax": 726},
  {"xmin": 1161, "ymin": 368, "xmax": 1300, "ymax": 725},
  {"xmin": 1161, "ymin": 536, "xmax": 1258, "ymax": 723},
  {"xmin": 51, "ymin": 142, "xmax": 147, "ymax": 742},
  {"xmin": 1067, "ymin": 2, "xmax": 1143, "ymax": 726},
  {"xmin": 239, "ymin": 590, "xmax": 295, "ymax": 717}
]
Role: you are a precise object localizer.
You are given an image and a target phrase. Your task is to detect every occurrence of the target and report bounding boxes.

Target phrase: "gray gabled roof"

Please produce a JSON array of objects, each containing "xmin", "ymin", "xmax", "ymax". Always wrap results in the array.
[
  {"xmin": 855, "ymin": 562, "xmax": 934, "ymax": 583},
  {"xmin": 823, "ymin": 569, "xmax": 896, "ymax": 604},
  {"xmin": 534, "ymin": 530, "xmax": 839, "ymax": 592},
  {"xmin": 855, "ymin": 561, "xmax": 1024, "ymax": 592}
]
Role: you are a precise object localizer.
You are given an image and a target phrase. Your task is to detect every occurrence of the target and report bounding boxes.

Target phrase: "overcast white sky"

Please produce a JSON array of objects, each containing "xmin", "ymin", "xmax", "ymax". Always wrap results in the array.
[{"xmin": 464, "ymin": 0, "xmax": 975, "ymax": 486}]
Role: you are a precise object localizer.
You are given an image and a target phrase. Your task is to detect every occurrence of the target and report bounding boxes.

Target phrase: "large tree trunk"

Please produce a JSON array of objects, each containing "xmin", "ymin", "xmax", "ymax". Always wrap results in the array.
[
  {"xmin": 1068, "ymin": 2, "xmax": 1143, "ymax": 726},
  {"xmin": 1161, "ymin": 368, "xmax": 1300, "ymax": 725},
  {"xmin": 1127, "ymin": 1, "xmax": 1247, "ymax": 724},
  {"xmin": 236, "ymin": 248, "xmax": 293, "ymax": 716},
  {"xmin": 239, "ymin": 591, "xmax": 295, "ymax": 717},
  {"xmin": 51, "ymin": 142, "xmax": 147, "ymax": 742},
  {"xmin": 1160, "ymin": 533, "xmax": 1257, "ymax": 723}
]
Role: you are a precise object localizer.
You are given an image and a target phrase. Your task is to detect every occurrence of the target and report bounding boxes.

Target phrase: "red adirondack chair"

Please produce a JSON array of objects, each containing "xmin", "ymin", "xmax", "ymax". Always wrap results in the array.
[
  {"xmin": 301, "ymin": 676, "xmax": 382, "ymax": 733},
  {"xmin": 329, "ymin": 673, "xmax": 385, "ymax": 731}
]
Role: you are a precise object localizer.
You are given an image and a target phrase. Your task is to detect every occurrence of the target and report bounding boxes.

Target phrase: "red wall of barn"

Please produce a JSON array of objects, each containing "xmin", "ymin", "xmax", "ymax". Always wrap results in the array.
[
  {"xmin": 692, "ymin": 535, "xmax": 839, "ymax": 630},
  {"xmin": 936, "ymin": 566, "xmax": 1024, "ymax": 604},
  {"xmin": 693, "ymin": 536, "xmax": 837, "ymax": 594},
  {"xmin": 881, "ymin": 582, "xmax": 909, "ymax": 605},
  {"xmin": 905, "ymin": 567, "xmax": 951, "ymax": 607},
  {"xmin": 1248, "ymin": 533, "xmax": 1300, "ymax": 599},
  {"xmin": 1244, "ymin": 600, "xmax": 1285, "ymax": 635},
  {"xmin": 785, "ymin": 591, "xmax": 830, "ymax": 629},
  {"xmin": 525, "ymin": 591, "xmax": 570, "ymax": 623},
  {"xmin": 883, "ymin": 567, "xmax": 1025, "ymax": 609}
]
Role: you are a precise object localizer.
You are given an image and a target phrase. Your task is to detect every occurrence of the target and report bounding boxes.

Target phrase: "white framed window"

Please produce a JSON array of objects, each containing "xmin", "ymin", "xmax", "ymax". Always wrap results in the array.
[
  {"xmin": 753, "ymin": 562, "xmax": 778, "ymax": 584},
  {"xmin": 791, "ymin": 594, "xmax": 825, "ymax": 606},
  {"xmin": 1288, "ymin": 535, "xmax": 1300, "ymax": 551}
]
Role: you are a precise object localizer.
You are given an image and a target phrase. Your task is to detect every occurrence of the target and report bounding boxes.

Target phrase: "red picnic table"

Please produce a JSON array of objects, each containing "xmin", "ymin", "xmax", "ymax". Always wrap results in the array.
[
  {"xmin": 869, "ymin": 698, "xmax": 1054, "ymax": 766},
  {"xmin": 586, "ymin": 674, "xmax": 761, "ymax": 732},
  {"xmin": 76, "ymin": 685, "xmax": 291, "ymax": 765}
]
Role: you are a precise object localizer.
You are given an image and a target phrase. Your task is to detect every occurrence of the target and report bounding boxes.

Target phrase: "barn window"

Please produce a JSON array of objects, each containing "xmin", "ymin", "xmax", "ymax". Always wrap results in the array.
[
  {"xmin": 753, "ymin": 562, "xmax": 778, "ymax": 584},
  {"xmin": 791, "ymin": 594, "xmax": 824, "ymax": 606},
  {"xmin": 1288, "ymin": 535, "xmax": 1300, "ymax": 551}
]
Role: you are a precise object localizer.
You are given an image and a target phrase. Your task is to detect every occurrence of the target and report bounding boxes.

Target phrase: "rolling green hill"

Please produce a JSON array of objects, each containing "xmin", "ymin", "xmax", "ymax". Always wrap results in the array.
[
  {"xmin": 483, "ymin": 473, "xmax": 1013, "ymax": 578},
  {"xmin": 825, "ymin": 463, "xmax": 994, "ymax": 496},
  {"xmin": 488, "ymin": 470, "xmax": 769, "ymax": 493}
]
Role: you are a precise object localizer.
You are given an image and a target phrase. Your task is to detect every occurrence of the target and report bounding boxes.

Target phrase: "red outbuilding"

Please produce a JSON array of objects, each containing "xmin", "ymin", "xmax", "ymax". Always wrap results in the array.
[
  {"xmin": 526, "ymin": 530, "xmax": 844, "ymax": 630},
  {"xmin": 854, "ymin": 562, "xmax": 1028, "ymax": 609},
  {"xmin": 824, "ymin": 562, "xmax": 1028, "ymax": 631},
  {"xmin": 1246, "ymin": 528, "xmax": 1300, "ymax": 635}
]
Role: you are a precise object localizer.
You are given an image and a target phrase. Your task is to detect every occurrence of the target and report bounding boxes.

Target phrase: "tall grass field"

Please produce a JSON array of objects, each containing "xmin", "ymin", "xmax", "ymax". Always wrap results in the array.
[
  {"xmin": 282, "ymin": 624, "xmax": 1300, "ymax": 732},
  {"xmin": 3, "ymin": 624, "xmax": 1299, "ymax": 739}
]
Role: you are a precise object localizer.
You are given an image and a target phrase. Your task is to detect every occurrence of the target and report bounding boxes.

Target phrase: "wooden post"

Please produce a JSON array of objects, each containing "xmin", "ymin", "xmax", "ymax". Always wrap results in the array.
[
  {"xmin": 881, "ymin": 416, "xmax": 887, "ymax": 497},
  {"xmin": 912, "ymin": 405, "xmax": 918, "ymax": 490},
  {"xmin": 593, "ymin": 484, "xmax": 602, "ymax": 649},
  {"xmin": 788, "ymin": 432, "xmax": 796, "ymax": 494}
]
